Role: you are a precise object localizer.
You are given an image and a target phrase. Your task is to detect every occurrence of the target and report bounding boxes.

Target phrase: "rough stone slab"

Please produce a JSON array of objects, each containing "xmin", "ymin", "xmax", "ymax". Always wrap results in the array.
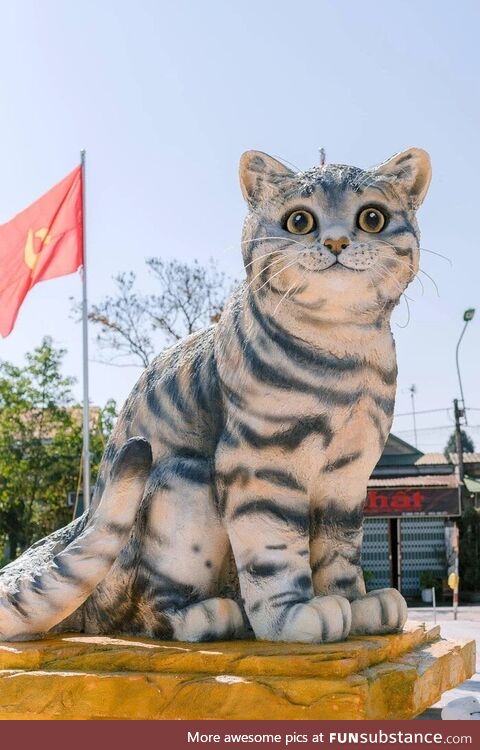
[{"xmin": 0, "ymin": 621, "xmax": 475, "ymax": 720}]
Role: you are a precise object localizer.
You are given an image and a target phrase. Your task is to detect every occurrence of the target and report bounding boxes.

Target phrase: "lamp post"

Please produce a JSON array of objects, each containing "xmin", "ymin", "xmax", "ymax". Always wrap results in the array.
[
  {"xmin": 454, "ymin": 308, "xmax": 475, "ymax": 481},
  {"xmin": 452, "ymin": 308, "xmax": 475, "ymax": 621},
  {"xmin": 455, "ymin": 307, "xmax": 475, "ymax": 427}
]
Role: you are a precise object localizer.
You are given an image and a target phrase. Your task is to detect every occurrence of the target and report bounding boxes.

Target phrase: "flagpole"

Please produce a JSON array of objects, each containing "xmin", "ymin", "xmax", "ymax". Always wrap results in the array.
[{"xmin": 80, "ymin": 149, "xmax": 90, "ymax": 511}]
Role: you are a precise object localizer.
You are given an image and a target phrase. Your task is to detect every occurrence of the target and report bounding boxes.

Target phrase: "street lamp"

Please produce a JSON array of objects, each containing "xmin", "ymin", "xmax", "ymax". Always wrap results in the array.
[
  {"xmin": 452, "ymin": 308, "xmax": 475, "ymax": 621},
  {"xmin": 455, "ymin": 308, "xmax": 475, "ymax": 425},
  {"xmin": 453, "ymin": 307, "xmax": 475, "ymax": 484}
]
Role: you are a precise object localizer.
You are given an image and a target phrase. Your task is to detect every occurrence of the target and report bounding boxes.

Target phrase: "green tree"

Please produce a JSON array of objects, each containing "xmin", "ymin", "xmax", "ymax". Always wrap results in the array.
[
  {"xmin": 0, "ymin": 338, "xmax": 116, "ymax": 562},
  {"xmin": 444, "ymin": 430, "xmax": 475, "ymax": 459}
]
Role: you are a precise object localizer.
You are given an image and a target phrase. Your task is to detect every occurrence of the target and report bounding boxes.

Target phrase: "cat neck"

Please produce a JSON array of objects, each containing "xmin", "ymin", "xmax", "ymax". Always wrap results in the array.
[{"xmin": 246, "ymin": 287, "xmax": 395, "ymax": 364}]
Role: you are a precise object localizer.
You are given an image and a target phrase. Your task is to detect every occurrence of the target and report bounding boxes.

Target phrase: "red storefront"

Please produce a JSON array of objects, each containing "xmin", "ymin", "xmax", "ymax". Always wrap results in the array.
[{"xmin": 362, "ymin": 436, "xmax": 460, "ymax": 597}]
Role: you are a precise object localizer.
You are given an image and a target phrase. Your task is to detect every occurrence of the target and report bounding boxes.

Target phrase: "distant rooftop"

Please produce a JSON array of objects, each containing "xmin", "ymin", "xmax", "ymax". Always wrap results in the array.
[
  {"xmin": 369, "ymin": 474, "xmax": 458, "ymax": 488},
  {"xmin": 414, "ymin": 451, "xmax": 480, "ymax": 466},
  {"xmin": 449, "ymin": 452, "xmax": 480, "ymax": 464},
  {"xmin": 370, "ymin": 435, "xmax": 478, "ymax": 490},
  {"xmin": 415, "ymin": 453, "xmax": 449, "ymax": 466},
  {"xmin": 374, "ymin": 434, "xmax": 453, "ymax": 473}
]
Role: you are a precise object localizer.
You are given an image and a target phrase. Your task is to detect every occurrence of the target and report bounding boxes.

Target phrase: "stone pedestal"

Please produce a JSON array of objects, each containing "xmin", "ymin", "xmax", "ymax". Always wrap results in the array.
[{"xmin": 0, "ymin": 621, "xmax": 474, "ymax": 720}]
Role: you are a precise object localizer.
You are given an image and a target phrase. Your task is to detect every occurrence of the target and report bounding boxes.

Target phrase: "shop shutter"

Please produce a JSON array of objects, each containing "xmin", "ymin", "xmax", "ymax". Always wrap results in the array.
[
  {"xmin": 361, "ymin": 518, "xmax": 391, "ymax": 590},
  {"xmin": 399, "ymin": 517, "xmax": 446, "ymax": 596}
]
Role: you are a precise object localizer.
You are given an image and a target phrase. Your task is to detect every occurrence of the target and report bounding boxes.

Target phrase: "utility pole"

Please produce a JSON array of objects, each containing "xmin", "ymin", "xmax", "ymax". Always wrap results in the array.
[
  {"xmin": 452, "ymin": 523, "xmax": 460, "ymax": 621},
  {"xmin": 453, "ymin": 396, "xmax": 465, "ymax": 619},
  {"xmin": 409, "ymin": 385, "xmax": 418, "ymax": 448},
  {"xmin": 453, "ymin": 308, "xmax": 475, "ymax": 488},
  {"xmin": 456, "ymin": 308, "xmax": 475, "ymax": 426},
  {"xmin": 453, "ymin": 398, "xmax": 465, "ymax": 484},
  {"xmin": 451, "ymin": 309, "xmax": 475, "ymax": 622}
]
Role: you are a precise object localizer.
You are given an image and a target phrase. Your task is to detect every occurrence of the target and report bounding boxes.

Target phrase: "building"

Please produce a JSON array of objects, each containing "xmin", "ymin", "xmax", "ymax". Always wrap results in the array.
[
  {"xmin": 361, "ymin": 435, "xmax": 462, "ymax": 598},
  {"xmin": 450, "ymin": 453, "xmax": 480, "ymax": 503}
]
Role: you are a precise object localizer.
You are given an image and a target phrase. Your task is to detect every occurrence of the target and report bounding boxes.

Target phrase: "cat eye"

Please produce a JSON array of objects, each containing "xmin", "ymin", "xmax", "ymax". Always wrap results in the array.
[
  {"xmin": 284, "ymin": 210, "xmax": 316, "ymax": 235},
  {"xmin": 357, "ymin": 207, "xmax": 386, "ymax": 233}
]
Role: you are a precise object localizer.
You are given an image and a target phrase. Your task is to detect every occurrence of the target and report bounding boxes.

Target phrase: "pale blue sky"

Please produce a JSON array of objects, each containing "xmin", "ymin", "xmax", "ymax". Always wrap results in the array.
[{"xmin": 0, "ymin": 0, "xmax": 479, "ymax": 451}]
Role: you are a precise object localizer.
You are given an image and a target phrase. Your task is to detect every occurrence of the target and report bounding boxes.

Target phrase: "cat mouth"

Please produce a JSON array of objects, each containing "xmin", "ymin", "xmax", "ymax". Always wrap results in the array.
[
  {"xmin": 298, "ymin": 258, "xmax": 366, "ymax": 273},
  {"xmin": 329, "ymin": 260, "xmax": 366, "ymax": 273}
]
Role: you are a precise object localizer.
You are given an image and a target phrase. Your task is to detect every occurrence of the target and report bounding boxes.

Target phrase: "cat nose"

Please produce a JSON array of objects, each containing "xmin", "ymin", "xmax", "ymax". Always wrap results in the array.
[{"xmin": 324, "ymin": 236, "xmax": 350, "ymax": 255}]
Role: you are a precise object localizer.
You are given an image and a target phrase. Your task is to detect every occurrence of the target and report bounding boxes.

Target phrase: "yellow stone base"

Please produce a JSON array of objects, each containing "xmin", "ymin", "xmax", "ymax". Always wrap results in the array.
[{"xmin": 0, "ymin": 621, "xmax": 474, "ymax": 720}]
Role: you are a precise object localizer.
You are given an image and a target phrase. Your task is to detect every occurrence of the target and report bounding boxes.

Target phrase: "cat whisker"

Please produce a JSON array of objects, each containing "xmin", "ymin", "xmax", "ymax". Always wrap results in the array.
[
  {"xmin": 273, "ymin": 280, "xmax": 299, "ymax": 316},
  {"xmin": 372, "ymin": 243, "xmax": 420, "ymax": 281},
  {"xmin": 246, "ymin": 248, "xmax": 306, "ymax": 291},
  {"xmin": 272, "ymin": 268, "xmax": 308, "ymax": 316},
  {"xmin": 244, "ymin": 249, "xmax": 285, "ymax": 270},
  {"xmin": 256, "ymin": 256, "xmax": 304, "ymax": 293},
  {"xmin": 268, "ymin": 154, "xmax": 303, "ymax": 173},
  {"xmin": 373, "ymin": 244, "xmax": 414, "ymax": 325},
  {"xmin": 240, "ymin": 236, "xmax": 310, "ymax": 248},
  {"xmin": 373, "ymin": 260, "xmax": 415, "ymax": 302},
  {"xmin": 420, "ymin": 247, "xmax": 453, "ymax": 266},
  {"xmin": 369, "ymin": 262, "xmax": 412, "ymax": 327},
  {"xmin": 414, "ymin": 273, "xmax": 425, "ymax": 296},
  {"xmin": 369, "ymin": 286, "xmax": 394, "ymax": 319},
  {"xmin": 242, "ymin": 237, "xmax": 310, "ymax": 270},
  {"xmin": 372, "ymin": 238, "xmax": 452, "ymax": 270},
  {"xmin": 215, "ymin": 235, "xmax": 309, "ymax": 262},
  {"xmin": 353, "ymin": 169, "xmax": 401, "ymax": 193},
  {"xmin": 375, "ymin": 246, "xmax": 440, "ymax": 298},
  {"xmin": 352, "ymin": 170, "xmax": 377, "ymax": 191},
  {"xmin": 373, "ymin": 246, "xmax": 427, "ymax": 297},
  {"xmin": 374, "ymin": 239, "xmax": 415, "ymax": 260},
  {"xmin": 418, "ymin": 268, "xmax": 440, "ymax": 297},
  {"xmin": 395, "ymin": 295, "xmax": 411, "ymax": 329},
  {"xmin": 246, "ymin": 254, "xmax": 287, "ymax": 290},
  {"xmin": 376, "ymin": 255, "xmax": 418, "ymax": 291}
]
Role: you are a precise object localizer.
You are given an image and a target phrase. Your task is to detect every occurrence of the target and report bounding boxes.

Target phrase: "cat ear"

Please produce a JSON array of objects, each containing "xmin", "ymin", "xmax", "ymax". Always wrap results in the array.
[
  {"xmin": 372, "ymin": 148, "xmax": 432, "ymax": 208},
  {"xmin": 239, "ymin": 151, "xmax": 293, "ymax": 207}
]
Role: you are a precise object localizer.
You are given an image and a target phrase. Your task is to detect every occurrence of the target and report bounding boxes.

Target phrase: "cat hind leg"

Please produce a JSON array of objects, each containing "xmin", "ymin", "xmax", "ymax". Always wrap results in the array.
[
  {"xmin": 169, "ymin": 597, "xmax": 245, "ymax": 642},
  {"xmin": 130, "ymin": 456, "xmax": 248, "ymax": 642},
  {"xmin": 0, "ymin": 437, "xmax": 152, "ymax": 641}
]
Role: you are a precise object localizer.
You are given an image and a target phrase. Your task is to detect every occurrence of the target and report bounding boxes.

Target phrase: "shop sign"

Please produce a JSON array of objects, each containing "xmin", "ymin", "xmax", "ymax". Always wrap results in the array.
[{"xmin": 364, "ymin": 487, "xmax": 460, "ymax": 517}]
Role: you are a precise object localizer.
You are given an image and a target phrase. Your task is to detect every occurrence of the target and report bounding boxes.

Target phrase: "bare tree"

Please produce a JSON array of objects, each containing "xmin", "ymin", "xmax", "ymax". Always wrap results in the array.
[
  {"xmin": 87, "ymin": 272, "xmax": 154, "ymax": 368},
  {"xmin": 84, "ymin": 259, "xmax": 235, "ymax": 368},
  {"xmin": 146, "ymin": 258, "xmax": 232, "ymax": 341}
]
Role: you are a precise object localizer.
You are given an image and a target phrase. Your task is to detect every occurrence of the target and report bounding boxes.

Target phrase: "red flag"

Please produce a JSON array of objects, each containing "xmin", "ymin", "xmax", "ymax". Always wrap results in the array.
[{"xmin": 0, "ymin": 166, "xmax": 83, "ymax": 337}]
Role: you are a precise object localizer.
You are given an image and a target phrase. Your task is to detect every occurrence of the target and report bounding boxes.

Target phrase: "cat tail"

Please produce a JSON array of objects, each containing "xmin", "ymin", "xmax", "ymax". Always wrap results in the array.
[{"xmin": 0, "ymin": 437, "xmax": 152, "ymax": 641}]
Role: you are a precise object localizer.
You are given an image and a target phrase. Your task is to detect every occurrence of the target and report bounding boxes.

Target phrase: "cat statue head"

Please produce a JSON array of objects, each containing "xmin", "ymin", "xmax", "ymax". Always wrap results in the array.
[{"xmin": 239, "ymin": 148, "xmax": 431, "ymax": 327}]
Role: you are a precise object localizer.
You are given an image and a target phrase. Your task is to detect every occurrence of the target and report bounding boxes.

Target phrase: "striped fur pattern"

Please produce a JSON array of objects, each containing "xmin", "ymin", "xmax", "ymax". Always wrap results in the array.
[{"xmin": 0, "ymin": 148, "xmax": 430, "ymax": 643}]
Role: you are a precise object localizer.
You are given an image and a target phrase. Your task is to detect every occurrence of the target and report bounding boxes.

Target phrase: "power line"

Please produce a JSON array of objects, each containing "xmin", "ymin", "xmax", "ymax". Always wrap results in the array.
[
  {"xmin": 395, "ymin": 424, "xmax": 480, "ymax": 434},
  {"xmin": 413, "ymin": 443, "xmax": 455, "ymax": 447},
  {"xmin": 394, "ymin": 407, "xmax": 452, "ymax": 417},
  {"xmin": 394, "ymin": 407, "xmax": 479, "ymax": 418}
]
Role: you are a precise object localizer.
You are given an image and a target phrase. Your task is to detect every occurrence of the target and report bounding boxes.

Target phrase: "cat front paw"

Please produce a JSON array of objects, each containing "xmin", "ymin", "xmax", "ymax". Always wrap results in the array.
[
  {"xmin": 349, "ymin": 588, "xmax": 407, "ymax": 635},
  {"xmin": 278, "ymin": 595, "xmax": 351, "ymax": 643},
  {"xmin": 169, "ymin": 598, "xmax": 248, "ymax": 642}
]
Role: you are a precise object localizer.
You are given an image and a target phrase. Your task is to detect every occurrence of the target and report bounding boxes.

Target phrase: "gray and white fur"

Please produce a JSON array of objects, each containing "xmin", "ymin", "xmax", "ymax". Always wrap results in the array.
[{"xmin": 0, "ymin": 147, "xmax": 431, "ymax": 643}]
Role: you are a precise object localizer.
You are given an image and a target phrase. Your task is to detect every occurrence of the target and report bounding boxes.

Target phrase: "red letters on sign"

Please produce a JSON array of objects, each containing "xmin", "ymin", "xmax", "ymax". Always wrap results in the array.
[
  {"xmin": 364, "ymin": 487, "xmax": 459, "ymax": 516},
  {"xmin": 365, "ymin": 489, "xmax": 426, "ymax": 514}
]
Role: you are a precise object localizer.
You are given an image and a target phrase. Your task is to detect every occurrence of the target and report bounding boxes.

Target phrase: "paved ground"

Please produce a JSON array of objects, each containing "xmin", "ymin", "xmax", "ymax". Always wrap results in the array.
[{"xmin": 408, "ymin": 605, "xmax": 480, "ymax": 719}]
